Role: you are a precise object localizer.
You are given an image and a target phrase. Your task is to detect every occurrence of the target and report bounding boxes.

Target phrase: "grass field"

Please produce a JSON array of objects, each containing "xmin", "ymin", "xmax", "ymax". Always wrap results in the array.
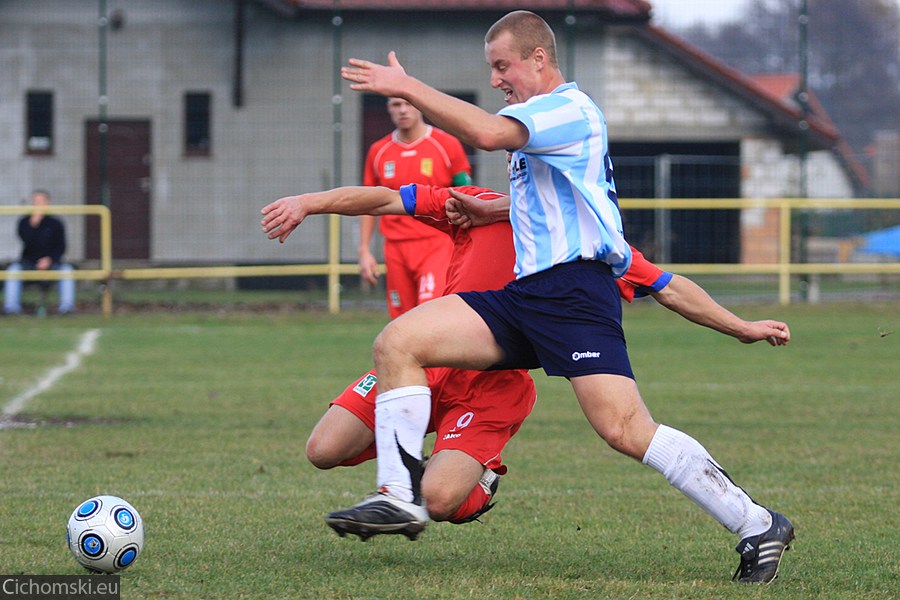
[{"xmin": 0, "ymin": 301, "xmax": 897, "ymax": 598}]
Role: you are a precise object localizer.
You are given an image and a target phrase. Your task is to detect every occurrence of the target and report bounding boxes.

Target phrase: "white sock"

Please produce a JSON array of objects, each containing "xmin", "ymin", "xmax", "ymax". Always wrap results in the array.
[
  {"xmin": 642, "ymin": 424, "xmax": 772, "ymax": 539},
  {"xmin": 374, "ymin": 386, "xmax": 431, "ymax": 504}
]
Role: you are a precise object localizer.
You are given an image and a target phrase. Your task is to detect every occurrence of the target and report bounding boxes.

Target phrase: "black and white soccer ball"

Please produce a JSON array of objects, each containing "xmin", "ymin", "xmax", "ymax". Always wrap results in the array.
[{"xmin": 66, "ymin": 495, "xmax": 144, "ymax": 573}]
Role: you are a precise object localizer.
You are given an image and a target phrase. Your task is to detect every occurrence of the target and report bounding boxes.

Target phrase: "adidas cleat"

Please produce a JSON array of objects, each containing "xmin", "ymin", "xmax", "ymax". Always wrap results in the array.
[
  {"xmin": 326, "ymin": 488, "xmax": 429, "ymax": 542},
  {"xmin": 732, "ymin": 509, "xmax": 795, "ymax": 583}
]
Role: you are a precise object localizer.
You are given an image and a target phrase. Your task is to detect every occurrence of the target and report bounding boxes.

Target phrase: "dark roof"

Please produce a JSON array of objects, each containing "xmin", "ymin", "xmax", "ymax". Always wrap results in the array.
[{"xmin": 254, "ymin": 0, "xmax": 652, "ymax": 20}]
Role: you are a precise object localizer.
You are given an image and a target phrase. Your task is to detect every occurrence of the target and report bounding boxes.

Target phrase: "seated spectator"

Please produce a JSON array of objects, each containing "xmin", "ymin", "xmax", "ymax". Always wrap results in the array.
[{"xmin": 4, "ymin": 190, "xmax": 76, "ymax": 315}]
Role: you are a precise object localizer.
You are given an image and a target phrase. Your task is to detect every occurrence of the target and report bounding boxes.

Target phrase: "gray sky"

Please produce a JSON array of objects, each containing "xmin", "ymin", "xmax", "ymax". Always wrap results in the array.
[
  {"xmin": 649, "ymin": 0, "xmax": 751, "ymax": 28},
  {"xmin": 650, "ymin": 0, "xmax": 900, "ymax": 29}
]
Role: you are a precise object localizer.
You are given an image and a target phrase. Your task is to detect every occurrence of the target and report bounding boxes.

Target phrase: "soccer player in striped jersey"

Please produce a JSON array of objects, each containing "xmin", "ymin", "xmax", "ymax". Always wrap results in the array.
[
  {"xmin": 263, "ymin": 184, "xmax": 790, "ymax": 558},
  {"xmin": 329, "ymin": 9, "xmax": 794, "ymax": 583}
]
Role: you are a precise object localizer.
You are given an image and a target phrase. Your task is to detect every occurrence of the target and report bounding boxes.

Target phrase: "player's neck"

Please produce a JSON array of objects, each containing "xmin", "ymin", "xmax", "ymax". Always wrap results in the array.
[
  {"xmin": 541, "ymin": 72, "xmax": 567, "ymax": 95},
  {"xmin": 396, "ymin": 122, "xmax": 428, "ymax": 144}
]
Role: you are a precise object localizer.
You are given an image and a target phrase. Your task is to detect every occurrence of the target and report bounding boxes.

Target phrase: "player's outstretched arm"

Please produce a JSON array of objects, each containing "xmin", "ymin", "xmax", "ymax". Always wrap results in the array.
[
  {"xmin": 650, "ymin": 275, "xmax": 790, "ymax": 346},
  {"xmin": 261, "ymin": 186, "xmax": 403, "ymax": 244},
  {"xmin": 342, "ymin": 52, "xmax": 526, "ymax": 152}
]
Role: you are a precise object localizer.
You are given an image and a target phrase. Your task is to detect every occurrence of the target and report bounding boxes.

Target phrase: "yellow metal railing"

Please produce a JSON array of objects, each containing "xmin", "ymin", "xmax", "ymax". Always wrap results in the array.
[
  {"xmin": 0, "ymin": 205, "xmax": 114, "ymax": 316},
  {"xmin": 116, "ymin": 215, "xmax": 350, "ymax": 314},
  {"xmin": 3, "ymin": 200, "xmax": 898, "ymax": 314},
  {"xmin": 619, "ymin": 198, "xmax": 900, "ymax": 305}
]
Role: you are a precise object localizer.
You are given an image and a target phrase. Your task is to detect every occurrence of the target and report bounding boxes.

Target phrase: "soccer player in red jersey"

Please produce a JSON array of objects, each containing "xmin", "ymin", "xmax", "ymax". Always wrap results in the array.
[
  {"xmin": 360, "ymin": 98, "xmax": 472, "ymax": 318},
  {"xmin": 262, "ymin": 185, "xmax": 790, "ymax": 528}
]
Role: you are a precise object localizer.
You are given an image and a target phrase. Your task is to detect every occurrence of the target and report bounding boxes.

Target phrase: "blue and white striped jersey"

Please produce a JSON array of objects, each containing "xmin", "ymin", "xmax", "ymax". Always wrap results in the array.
[{"xmin": 499, "ymin": 82, "xmax": 632, "ymax": 279}]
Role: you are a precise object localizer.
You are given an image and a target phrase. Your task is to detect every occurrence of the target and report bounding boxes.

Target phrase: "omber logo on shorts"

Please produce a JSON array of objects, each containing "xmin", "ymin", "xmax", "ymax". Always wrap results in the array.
[{"xmin": 353, "ymin": 374, "xmax": 377, "ymax": 397}]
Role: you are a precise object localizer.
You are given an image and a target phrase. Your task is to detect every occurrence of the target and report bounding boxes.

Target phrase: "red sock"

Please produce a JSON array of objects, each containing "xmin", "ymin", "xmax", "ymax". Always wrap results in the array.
[
  {"xmin": 448, "ymin": 483, "xmax": 490, "ymax": 523},
  {"xmin": 338, "ymin": 444, "xmax": 376, "ymax": 467}
]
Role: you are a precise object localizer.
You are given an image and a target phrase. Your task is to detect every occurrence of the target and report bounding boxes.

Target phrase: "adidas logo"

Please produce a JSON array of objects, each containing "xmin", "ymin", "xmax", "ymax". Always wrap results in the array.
[{"xmin": 741, "ymin": 542, "xmax": 755, "ymax": 554}]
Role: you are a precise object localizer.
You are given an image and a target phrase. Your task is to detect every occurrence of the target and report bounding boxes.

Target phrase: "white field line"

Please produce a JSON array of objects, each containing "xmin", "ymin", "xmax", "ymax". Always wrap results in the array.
[{"xmin": 1, "ymin": 329, "xmax": 101, "ymax": 427}]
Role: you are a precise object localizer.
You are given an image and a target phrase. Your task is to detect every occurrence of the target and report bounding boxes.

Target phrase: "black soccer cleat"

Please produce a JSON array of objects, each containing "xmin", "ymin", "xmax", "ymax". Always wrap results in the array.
[
  {"xmin": 326, "ymin": 488, "xmax": 429, "ymax": 542},
  {"xmin": 732, "ymin": 509, "xmax": 795, "ymax": 584}
]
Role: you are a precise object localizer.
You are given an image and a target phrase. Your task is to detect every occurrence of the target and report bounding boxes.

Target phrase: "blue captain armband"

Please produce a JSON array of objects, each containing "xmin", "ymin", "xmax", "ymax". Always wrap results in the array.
[
  {"xmin": 399, "ymin": 184, "xmax": 418, "ymax": 215},
  {"xmin": 633, "ymin": 271, "xmax": 674, "ymax": 299}
]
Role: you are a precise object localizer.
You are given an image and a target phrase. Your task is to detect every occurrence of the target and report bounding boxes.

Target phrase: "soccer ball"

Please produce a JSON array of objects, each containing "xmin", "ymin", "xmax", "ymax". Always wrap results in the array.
[{"xmin": 66, "ymin": 495, "xmax": 144, "ymax": 573}]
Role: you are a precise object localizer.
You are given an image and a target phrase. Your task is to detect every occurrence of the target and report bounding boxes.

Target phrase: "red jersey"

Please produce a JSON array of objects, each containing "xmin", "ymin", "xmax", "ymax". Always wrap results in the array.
[
  {"xmin": 411, "ymin": 185, "xmax": 514, "ymax": 293},
  {"xmin": 408, "ymin": 185, "xmax": 672, "ymax": 299},
  {"xmin": 364, "ymin": 126, "xmax": 472, "ymax": 242}
]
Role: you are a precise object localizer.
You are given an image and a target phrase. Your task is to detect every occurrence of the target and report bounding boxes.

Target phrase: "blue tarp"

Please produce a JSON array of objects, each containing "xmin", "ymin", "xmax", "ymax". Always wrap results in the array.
[{"xmin": 858, "ymin": 225, "xmax": 900, "ymax": 257}]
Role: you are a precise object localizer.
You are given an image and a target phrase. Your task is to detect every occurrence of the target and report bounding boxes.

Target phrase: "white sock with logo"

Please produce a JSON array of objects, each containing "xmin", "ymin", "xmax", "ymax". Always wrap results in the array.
[
  {"xmin": 642, "ymin": 424, "xmax": 772, "ymax": 540},
  {"xmin": 374, "ymin": 386, "xmax": 431, "ymax": 504}
]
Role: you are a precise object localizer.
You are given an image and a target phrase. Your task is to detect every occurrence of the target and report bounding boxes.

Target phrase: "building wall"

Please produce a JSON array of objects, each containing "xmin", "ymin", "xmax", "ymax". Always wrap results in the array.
[
  {"xmin": 873, "ymin": 130, "xmax": 900, "ymax": 197},
  {"xmin": 0, "ymin": 1, "xmax": 510, "ymax": 264},
  {"xmin": 597, "ymin": 28, "xmax": 770, "ymax": 141},
  {"xmin": 0, "ymin": 2, "xmax": 856, "ymax": 266}
]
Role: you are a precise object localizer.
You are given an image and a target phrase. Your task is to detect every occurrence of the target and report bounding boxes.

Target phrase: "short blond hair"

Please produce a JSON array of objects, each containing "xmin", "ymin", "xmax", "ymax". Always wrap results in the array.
[{"xmin": 485, "ymin": 10, "xmax": 558, "ymax": 67}]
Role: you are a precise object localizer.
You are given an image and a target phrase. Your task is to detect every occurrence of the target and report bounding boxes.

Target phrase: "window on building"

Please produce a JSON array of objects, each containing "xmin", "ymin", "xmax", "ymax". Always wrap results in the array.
[
  {"xmin": 26, "ymin": 91, "xmax": 54, "ymax": 155},
  {"xmin": 184, "ymin": 92, "xmax": 211, "ymax": 156}
]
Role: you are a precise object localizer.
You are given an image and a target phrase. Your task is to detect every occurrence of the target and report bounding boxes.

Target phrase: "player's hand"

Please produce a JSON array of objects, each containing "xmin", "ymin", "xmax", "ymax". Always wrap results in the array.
[
  {"xmin": 739, "ymin": 320, "xmax": 791, "ymax": 346},
  {"xmin": 260, "ymin": 195, "xmax": 311, "ymax": 243},
  {"xmin": 445, "ymin": 193, "xmax": 473, "ymax": 229},
  {"xmin": 36, "ymin": 257, "xmax": 52, "ymax": 271},
  {"xmin": 446, "ymin": 188, "xmax": 510, "ymax": 228},
  {"xmin": 342, "ymin": 51, "xmax": 409, "ymax": 97},
  {"xmin": 358, "ymin": 250, "xmax": 380, "ymax": 286}
]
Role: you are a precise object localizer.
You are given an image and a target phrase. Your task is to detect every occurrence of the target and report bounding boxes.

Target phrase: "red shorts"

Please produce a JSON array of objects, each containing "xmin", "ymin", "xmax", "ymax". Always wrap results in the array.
[
  {"xmin": 331, "ymin": 367, "xmax": 536, "ymax": 474},
  {"xmin": 383, "ymin": 236, "xmax": 453, "ymax": 318}
]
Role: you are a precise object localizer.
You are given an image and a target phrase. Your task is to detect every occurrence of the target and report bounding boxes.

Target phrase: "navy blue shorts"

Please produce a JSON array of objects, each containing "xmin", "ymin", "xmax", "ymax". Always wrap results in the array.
[{"xmin": 457, "ymin": 261, "xmax": 634, "ymax": 379}]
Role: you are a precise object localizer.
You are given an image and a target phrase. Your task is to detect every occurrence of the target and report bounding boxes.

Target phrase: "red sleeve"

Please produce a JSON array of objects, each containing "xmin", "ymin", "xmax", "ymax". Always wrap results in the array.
[
  {"xmin": 363, "ymin": 137, "xmax": 386, "ymax": 186},
  {"xmin": 433, "ymin": 129, "xmax": 472, "ymax": 178},
  {"xmin": 411, "ymin": 186, "xmax": 452, "ymax": 235},
  {"xmin": 412, "ymin": 185, "xmax": 502, "ymax": 235},
  {"xmin": 448, "ymin": 139, "xmax": 472, "ymax": 178},
  {"xmin": 616, "ymin": 246, "xmax": 673, "ymax": 302},
  {"xmin": 412, "ymin": 185, "xmax": 499, "ymax": 221}
]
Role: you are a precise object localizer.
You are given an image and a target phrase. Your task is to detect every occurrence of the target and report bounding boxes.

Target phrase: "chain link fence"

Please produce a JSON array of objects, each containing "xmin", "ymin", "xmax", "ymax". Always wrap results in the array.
[{"xmin": 1, "ymin": 2, "xmax": 898, "ymax": 313}]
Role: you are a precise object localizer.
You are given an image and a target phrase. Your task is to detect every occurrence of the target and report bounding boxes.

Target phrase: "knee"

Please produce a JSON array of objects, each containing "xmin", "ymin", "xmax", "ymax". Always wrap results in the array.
[
  {"xmin": 599, "ymin": 418, "xmax": 657, "ymax": 460},
  {"xmin": 372, "ymin": 322, "xmax": 413, "ymax": 367},
  {"xmin": 305, "ymin": 433, "xmax": 339, "ymax": 470},
  {"xmin": 372, "ymin": 332, "xmax": 390, "ymax": 367},
  {"xmin": 372, "ymin": 324, "xmax": 400, "ymax": 361},
  {"xmin": 599, "ymin": 422, "xmax": 629, "ymax": 454},
  {"xmin": 421, "ymin": 481, "xmax": 459, "ymax": 521}
]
